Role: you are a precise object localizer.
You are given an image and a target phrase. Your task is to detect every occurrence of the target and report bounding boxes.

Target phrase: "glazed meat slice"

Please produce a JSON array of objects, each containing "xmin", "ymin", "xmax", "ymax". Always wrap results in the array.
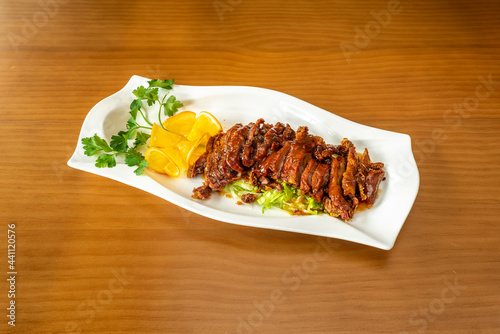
[
  {"xmin": 310, "ymin": 162, "xmax": 330, "ymax": 203},
  {"xmin": 325, "ymin": 155, "xmax": 352, "ymax": 221},
  {"xmin": 226, "ymin": 123, "xmax": 250, "ymax": 172},
  {"xmin": 206, "ymin": 133, "xmax": 220, "ymax": 152},
  {"xmin": 188, "ymin": 133, "xmax": 221, "ymax": 178},
  {"xmin": 356, "ymin": 148, "xmax": 371, "ymax": 201},
  {"xmin": 256, "ymin": 122, "xmax": 285, "ymax": 161},
  {"xmin": 258, "ymin": 141, "xmax": 292, "ymax": 179},
  {"xmin": 204, "ymin": 151, "xmax": 224, "ymax": 190},
  {"xmin": 192, "ymin": 184, "xmax": 212, "ymax": 200},
  {"xmin": 187, "ymin": 151, "xmax": 208, "ymax": 178},
  {"xmin": 364, "ymin": 168, "xmax": 385, "ymax": 205},
  {"xmin": 342, "ymin": 146, "xmax": 359, "ymax": 207},
  {"xmin": 281, "ymin": 124, "xmax": 296, "ymax": 143},
  {"xmin": 217, "ymin": 128, "xmax": 241, "ymax": 180},
  {"xmin": 203, "ymin": 133, "xmax": 223, "ymax": 189},
  {"xmin": 313, "ymin": 142, "xmax": 334, "ymax": 162},
  {"xmin": 300, "ymin": 159, "xmax": 318, "ymax": 195},
  {"xmin": 295, "ymin": 127, "xmax": 328, "ymax": 153},
  {"xmin": 338, "ymin": 138, "xmax": 353, "ymax": 156},
  {"xmin": 204, "ymin": 132, "xmax": 241, "ymax": 190},
  {"xmin": 294, "ymin": 126, "xmax": 313, "ymax": 146},
  {"xmin": 241, "ymin": 119, "xmax": 265, "ymax": 168},
  {"xmin": 370, "ymin": 162, "xmax": 384, "ymax": 170},
  {"xmin": 280, "ymin": 144, "xmax": 312, "ymax": 187},
  {"xmin": 241, "ymin": 193, "xmax": 258, "ymax": 203}
]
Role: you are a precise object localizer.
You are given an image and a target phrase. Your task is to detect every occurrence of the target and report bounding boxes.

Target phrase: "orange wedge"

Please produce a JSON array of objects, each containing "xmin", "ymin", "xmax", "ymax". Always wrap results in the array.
[
  {"xmin": 176, "ymin": 138, "xmax": 195, "ymax": 161},
  {"xmin": 161, "ymin": 146, "xmax": 187, "ymax": 173},
  {"xmin": 145, "ymin": 147, "xmax": 180, "ymax": 176},
  {"xmin": 186, "ymin": 111, "xmax": 222, "ymax": 143},
  {"xmin": 146, "ymin": 111, "xmax": 222, "ymax": 177},
  {"xmin": 149, "ymin": 123, "xmax": 183, "ymax": 148},
  {"xmin": 187, "ymin": 133, "xmax": 210, "ymax": 165},
  {"xmin": 162, "ymin": 111, "xmax": 197, "ymax": 137},
  {"xmin": 177, "ymin": 133, "xmax": 210, "ymax": 166},
  {"xmin": 187, "ymin": 143, "xmax": 207, "ymax": 166}
]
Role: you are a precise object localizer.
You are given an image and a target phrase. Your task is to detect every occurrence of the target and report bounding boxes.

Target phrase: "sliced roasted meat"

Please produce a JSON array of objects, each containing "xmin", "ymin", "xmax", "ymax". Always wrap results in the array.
[
  {"xmin": 338, "ymin": 138, "xmax": 353, "ymax": 156},
  {"xmin": 241, "ymin": 119, "xmax": 265, "ymax": 168},
  {"xmin": 356, "ymin": 148, "xmax": 371, "ymax": 201},
  {"xmin": 187, "ymin": 151, "xmax": 208, "ymax": 178},
  {"xmin": 313, "ymin": 142, "xmax": 334, "ymax": 163},
  {"xmin": 281, "ymin": 124, "xmax": 296, "ymax": 143},
  {"xmin": 226, "ymin": 123, "xmax": 250, "ymax": 172},
  {"xmin": 190, "ymin": 120, "xmax": 385, "ymax": 222},
  {"xmin": 280, "ymin": 144, "xmax": 312, "ymax": 187},
  {"xmin": 310, "ymin": 162, "xmax": 330, "ymax": 203},
  {"xmin": 204, "ymin": 131, "xmax": 240, "ymax": 190},
  {"xmin": 365, "ymin": 168, "xmax": 385, "ymax": 205},
  {"xmin": 342, "ymin": 146, "xmax": 359, "ymax": 208},
  {"xmin": 256, "ymin": 122, "xmax": 285, "ymax": 161},
  {"xmin": 192, "ymin": 184, "xmax": 212, "ymax": 200},
  {"xmin": 241, "ymin": 193, "xmax": 258, "ymax": 204},
  {"xmin": 300, "ymin": 159, "xmax": 318, "ymax": 195},
  {"xmin": 259, "ymin": 141, "xmax": 292, "ymax": 179},
  {"xmin": 325, "ymin": 155, "xmax": 352, "ymax": 221}
]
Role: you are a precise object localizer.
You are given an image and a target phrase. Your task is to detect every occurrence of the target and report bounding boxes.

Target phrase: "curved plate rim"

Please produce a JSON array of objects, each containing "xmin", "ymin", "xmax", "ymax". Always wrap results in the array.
[{"xmin": 68, "ymin": 75, "xmax": 420, "ymax": 250}]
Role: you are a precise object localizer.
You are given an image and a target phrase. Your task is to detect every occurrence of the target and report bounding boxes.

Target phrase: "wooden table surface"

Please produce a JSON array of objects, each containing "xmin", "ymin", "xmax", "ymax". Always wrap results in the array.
[{"xmin": 1, "ymin": 0, "xmax": 499, "ymax": 333}]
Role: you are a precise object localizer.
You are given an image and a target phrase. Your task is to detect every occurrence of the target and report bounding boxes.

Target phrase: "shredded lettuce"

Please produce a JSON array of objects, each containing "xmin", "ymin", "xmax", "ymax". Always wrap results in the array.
[
  {"xmin": 224, "ymin": 180, "xmax": 259, "ymax": 199},
  {"xmin": 224, "ymin": 180, "xmax": 324, "ymax": 215}
]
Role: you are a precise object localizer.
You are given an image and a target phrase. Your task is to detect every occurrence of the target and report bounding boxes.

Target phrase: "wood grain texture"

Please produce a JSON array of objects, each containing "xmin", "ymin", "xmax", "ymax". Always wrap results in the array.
[{"xmin": 1, "ymin": 0, "xmax": 499, "ymax": 333}]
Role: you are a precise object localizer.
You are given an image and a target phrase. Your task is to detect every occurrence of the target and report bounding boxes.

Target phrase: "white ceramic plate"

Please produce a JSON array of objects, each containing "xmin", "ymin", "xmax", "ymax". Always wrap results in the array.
[{"xmin": 68, "ymin": 75, "xmax": 419, "ymax": 250}]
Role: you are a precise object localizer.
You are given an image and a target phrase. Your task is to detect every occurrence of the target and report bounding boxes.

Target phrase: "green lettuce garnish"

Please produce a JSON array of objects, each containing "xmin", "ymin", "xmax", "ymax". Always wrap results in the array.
[{"xmin": 224, "ymin": 180, "xmax": 324, "ymax": 215}]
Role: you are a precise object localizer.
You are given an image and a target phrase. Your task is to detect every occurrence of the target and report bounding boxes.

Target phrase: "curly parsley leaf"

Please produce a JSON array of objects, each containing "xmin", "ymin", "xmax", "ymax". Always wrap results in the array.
[
  {"xmin": 110, "ymin": 131, "xmax": 129, "ymax": 153},
  {"xmin": 124, "ymin": 149, "xmax": 142, "ymax": 166},
  {"xmin": 133, "ymin": 85, "xmax": 159, "ymax": 107},
  {"xmin": 148, "ymin": 79, "xmax": 174, "ymax": 90},
  {"xmin": 134, "ymin": 159, "xmax": 149, "ymax": 175},
  {"xmin": 95, "ymin": 153, "xmax": 117, "ymax": 168},
  {"xmin": 144, "ymin": 88, "xmax": 159, "ymax": 106},
  {"xmin": 125, "ymin": 149, "xmax": 148, "ymax": 175},
  {"xmin": 134, "ymin": 131, "xmax": 150, "ymax": 149},
  {"xmin": 132, "ymin": 86, "xmax": 147, "ymax": 99},
  {"xmin": 126, "ymin": 117, "xmax": 140, "ymax": 133},
  {"xmin": 82, "ymin": 134, "xmax": 113, "ymax": 156},
  {"xmin": 130, "ymin": 99, "xmax": 142, "ymax": 119},
  {"xmin": 163, "ymin": 95, "xmax": 184, "ymax": 117}
]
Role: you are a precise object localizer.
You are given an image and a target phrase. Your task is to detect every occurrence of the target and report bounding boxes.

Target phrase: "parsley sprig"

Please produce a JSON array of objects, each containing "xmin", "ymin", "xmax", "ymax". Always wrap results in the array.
[{"xmin": 81, "ymin": 79, "xmax": 184, "ymax": 175}]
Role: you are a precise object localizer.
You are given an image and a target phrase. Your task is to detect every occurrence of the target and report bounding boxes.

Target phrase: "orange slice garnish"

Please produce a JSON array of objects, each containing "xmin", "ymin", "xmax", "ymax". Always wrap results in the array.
[
  {"xmin": 187, "ymin": 133, "xmax": 210, "ymax": 165},
  {"xmin": 145, "ymin": 147, "xmax": 180, "ymax": 176},
  {"xmin": 177, "ymin": 133, "xmax": 210, "ymax": 167},
  {"xmin": 147, "ymin": 111, "xmax": 222, "ymax": 177},
  {"xmin": 162, "ymin": 111, "xmax": 197, "ymax": 137},
  {"xmin": 149, "ymin": 123, "xmax": 183, "ymax": 148},
  {"xmin": 187, "ymin": 143, "xmax": 207, "ymax": 166},
  {"xmin": 186, "ymin": 111, "xmax": 222, "ymax": 143},
  {"xmin": 160, "ymin": 147, "xmax": 185, "ymax": 176},
  {"xmin": 176, "ymin": 138, "xmax": 195, "ymax": 160}
]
